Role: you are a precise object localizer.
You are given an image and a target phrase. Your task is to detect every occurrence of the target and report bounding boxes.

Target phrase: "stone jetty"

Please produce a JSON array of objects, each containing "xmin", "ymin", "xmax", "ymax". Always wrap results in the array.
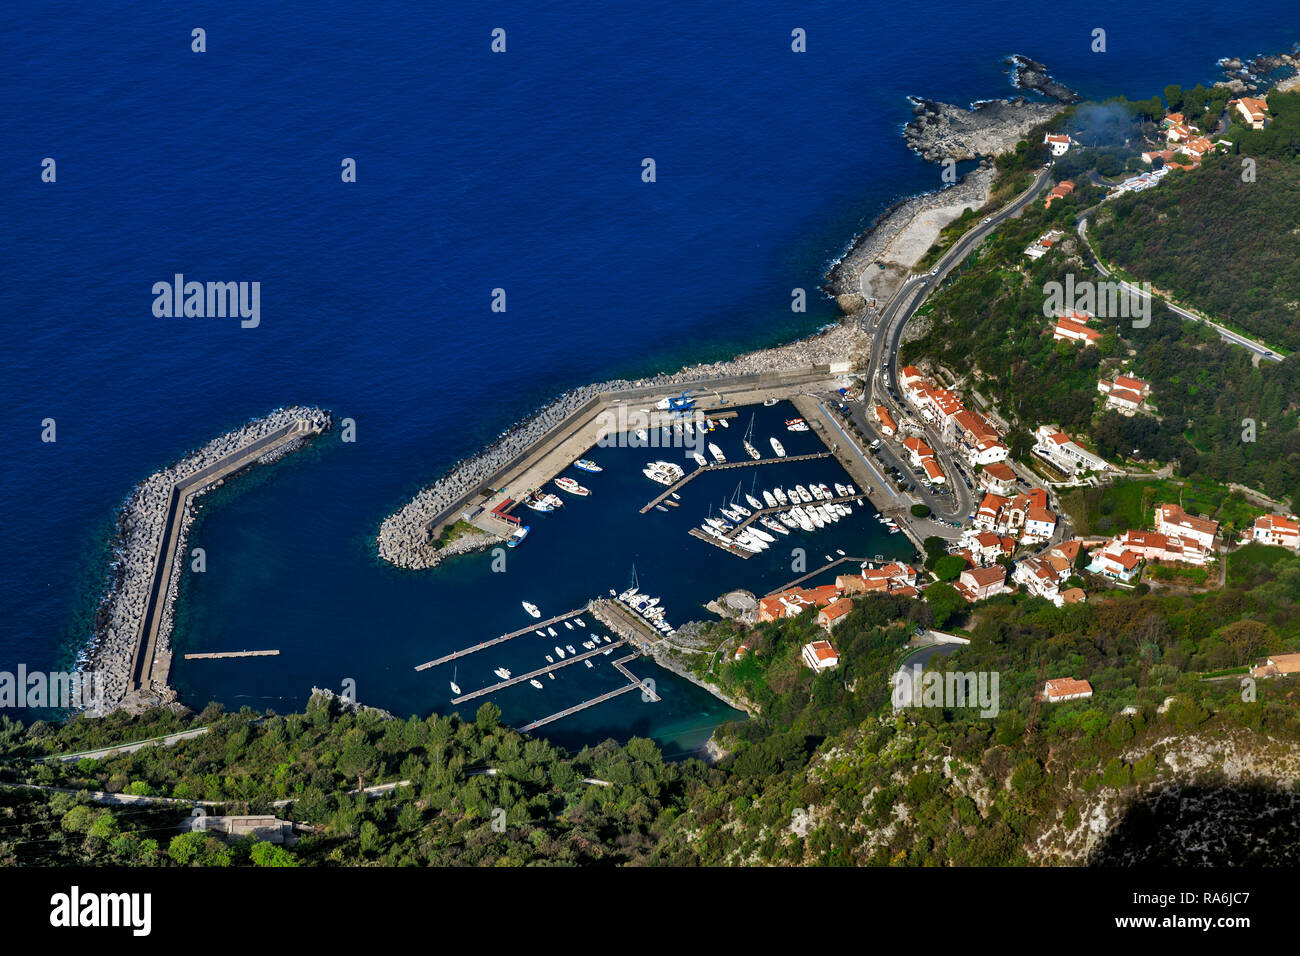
[
  {"xmin": 376, "ymin": 324, "xmax": 865, "ymax": 570},
  {"xmin": 86, "ymin": 406, "xmax": 331, "ymax": 714}
]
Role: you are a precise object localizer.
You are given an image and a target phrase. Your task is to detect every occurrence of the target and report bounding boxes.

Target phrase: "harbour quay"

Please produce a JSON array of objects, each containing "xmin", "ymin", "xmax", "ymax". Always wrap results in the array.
[{"xmin": 378, "ymin": 357, "xmax": 858, "ymax": 569}]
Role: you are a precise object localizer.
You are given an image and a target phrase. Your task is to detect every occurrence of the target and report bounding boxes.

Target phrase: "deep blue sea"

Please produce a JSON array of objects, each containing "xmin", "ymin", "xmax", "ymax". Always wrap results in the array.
[{"xmin": 3, "ymin": 0, "xmax": 1295, "ymax": 754}]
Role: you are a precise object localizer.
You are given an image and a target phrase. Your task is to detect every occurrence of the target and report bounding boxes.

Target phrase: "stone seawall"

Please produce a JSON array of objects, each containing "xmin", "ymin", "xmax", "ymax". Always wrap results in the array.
[
  {"xmin": 377, "ymin": 324, "xmax": 866, "ymax": 570},
  {"xmin": 87, "ymin": 406, "xmax": 332, "ymax": 714}
]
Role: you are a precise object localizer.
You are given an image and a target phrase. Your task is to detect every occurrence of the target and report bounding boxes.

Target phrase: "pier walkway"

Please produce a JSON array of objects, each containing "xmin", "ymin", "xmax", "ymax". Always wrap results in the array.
[
  {"xmin": 183, "ymin": 649, "xmax": 279, "ymax": 661},
  {"xmin": 132, "ymin": 417, "xmax": 325, "ymax": 696},
  {"xmin": 449, "ymin": 640, "xmax": 627, "ymax": 704},
  {"xmin": 765, "ymin": 556, "xmax": 869, "ymax": 595},
  {"xmin": 516, "ymin": 683, "xmax": 643, "ymax": 733},
  {"xmin": 639, "ymin": 452, "xmax": 831, "ymax": 512},
  {"xmin": 588, "ymin": 598, "xmax": 664, "ymax": 651},
  {"xmin": 414, "ymin": 607, "xmax": 587, "ymax": 671},
  {"xmin": 610, "ymin": 654, "xmax": 660, "ymax": 701}
]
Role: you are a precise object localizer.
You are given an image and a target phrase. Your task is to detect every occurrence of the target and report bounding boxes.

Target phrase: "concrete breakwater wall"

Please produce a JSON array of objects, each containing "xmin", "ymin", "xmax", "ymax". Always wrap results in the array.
[
  {"xmin": 377, "ymin": 323, "xmax": 865, "ymax": 570},
  {"xmin": 87, "ymin": 406, "xmax": 332, "ymax": 714}
]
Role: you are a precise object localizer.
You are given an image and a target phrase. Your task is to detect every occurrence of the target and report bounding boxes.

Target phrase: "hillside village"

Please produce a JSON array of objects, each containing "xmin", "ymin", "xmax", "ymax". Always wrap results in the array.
[{"xmin": 727, "ymin": 84, "xmax": 1299, "ymax": 696}]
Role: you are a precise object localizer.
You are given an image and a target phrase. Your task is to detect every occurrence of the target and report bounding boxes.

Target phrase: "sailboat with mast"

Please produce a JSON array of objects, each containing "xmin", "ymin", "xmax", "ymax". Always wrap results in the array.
[
  {"xmin": 449, "ymin": 666, "xmax": 460, "ymax": 696},
  {"xmin": 743, "ymin": 413, "xmax": 761, "ymax": 460}
]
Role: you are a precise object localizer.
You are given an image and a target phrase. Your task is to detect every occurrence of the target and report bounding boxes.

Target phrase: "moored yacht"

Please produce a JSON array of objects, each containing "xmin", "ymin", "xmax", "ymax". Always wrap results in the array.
[
  {"xmin": 522, "ymin": 601, "xmax": 541, "ymax": 618},
  {"xmin": 770, "ymin": 437, "xmax": 786, "ymax": 457},
  {"xmin": 708, "ymin": 442, "xmax": 726, "ymax": 463},
  {"xmin": 554, "ymin": 477, "xmax": 590, "ymax": 496}
]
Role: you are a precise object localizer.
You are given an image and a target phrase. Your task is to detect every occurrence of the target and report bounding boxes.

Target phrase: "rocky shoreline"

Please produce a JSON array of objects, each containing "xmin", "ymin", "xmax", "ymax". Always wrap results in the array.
[
  {"xmin": 85, "ymin": 406, "xmax": 332, "ymax": 714},
  {"xmin": 1006, "ymin": 54, "xmax": 1082, "ymax": 104},
  {"xmin": 903, "ymin": 96, "xmax": 1064, "ymax": 164},
  {"xmin": 825, "ymin": 164, "xmax": 996, "ymax": 314},
  {"xmin": 375, "ymin": 323, "xmax": 867, "ymax": 570}
]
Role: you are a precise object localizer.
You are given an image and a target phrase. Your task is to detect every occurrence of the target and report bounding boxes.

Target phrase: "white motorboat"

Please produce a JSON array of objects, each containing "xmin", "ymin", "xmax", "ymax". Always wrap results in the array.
[
  {"xmin": 770, "ymin": 437, "xmax": 786, "ymax": 457},
  {"xmin": 762, "ymin": 489, "xmax": 778, "ymax": 508},
  {"xmin": 566, "ymin": 645, "xmax": 576, "ymax": 655},
  {"xmin": 530, "ymin": 679, "xmax": 544, "ymax": 689},
  {"xmin": 555, "ymin": 646, "xmax": 566, "ymax": 658},
  {"xmin": 564, "ymin": 621, "xmax": 574, "ymax": 630},
  {"xmin": 796, "ymin": 485, "xmax": 813, "ymax": 503},
  {"xmin": 545, "ymin": 655, "xmax": 553, "ymax": 663},
  {"xmin": 692, "ymin": 451, "xmax": 708, "ymax": 467},
  {"xmin": 773, "ymin": 487, "xmax": 789, "ymax": 505},
  {"xmin": 522, "ymin": 601, "xmax": 541, "ymax": 618},
  {"xmin": 746, "ymin": 494, "xmax": 764, "ymax": 510},
  {"xmin": 708, "ymin": 443, "xmax": 727, "ymax": 464},
  {"xmin": 547, "ymin": 626, "xmax": 557, "ymax": 637},
  {"xmin": 493, "ymin": 667, "xmax": 511, "ymax": 680},
  {"xmin": 575, "ymin": 617, "xmax": 585, "ymax": 627}
]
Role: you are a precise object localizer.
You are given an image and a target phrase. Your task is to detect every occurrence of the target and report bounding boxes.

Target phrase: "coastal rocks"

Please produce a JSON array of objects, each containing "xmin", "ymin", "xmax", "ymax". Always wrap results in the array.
[
  {"xmin": 826, "ymin": 164, "xmax": 995, "ymax": 311},
  {"xmin": 904, "ymin": 96, "xmax": 1063, "ymax": 163},
  {"xmin": 376, "ymin": 324, "xmax": 869, "ymax": 570},
  {"xmin": 1218, "ymin": 48, "xmax": 1300, "ymax": 92},
  {"xmin": 85, "ymin": 406, "xmax": 331, "ymax": 715},
  {"xmin": 1006, "ymin": 54, "xmax": 1082, "ymax": 104}
]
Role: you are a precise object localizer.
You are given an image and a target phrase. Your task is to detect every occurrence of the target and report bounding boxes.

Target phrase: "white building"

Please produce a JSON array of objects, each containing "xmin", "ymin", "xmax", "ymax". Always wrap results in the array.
[
  {"xmin": 1033, "ymin": 425, "xmax": 1112, "ymax": 476},
  {"xmin": 1043, "ymin": 133, "xmax": 1072, "ymax": 156},
  {"xmin": 802, "ymin": 640, "xmax": 840, "ymax": 672},
  {"xmin": 1251, "ymin": 514, "xmax": 1300, "ymax": 551},
  {"xmin": 1154, "ymin": 503, "xmax": 1218, "ymax": 551}
]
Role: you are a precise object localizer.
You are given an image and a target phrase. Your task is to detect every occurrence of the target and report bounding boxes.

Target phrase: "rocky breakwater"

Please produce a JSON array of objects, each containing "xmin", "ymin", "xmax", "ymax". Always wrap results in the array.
[
  {"xmin": 86, "ymin": 406, "xmax": 332, "ymax": 715},
  {"xmin": 376, "ymin": 323, "xmax": 867, "ymax": 570},
  {"xmin": 825, "ymin": 164, "xmax": 995, "ymax": 314}
]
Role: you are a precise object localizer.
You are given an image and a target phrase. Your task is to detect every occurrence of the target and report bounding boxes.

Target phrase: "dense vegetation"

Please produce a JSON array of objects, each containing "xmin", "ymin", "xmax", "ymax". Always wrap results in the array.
[
  {"xmin": 1091, "ymin": 94, "xmax": 1300, "ymax": 352},
  {"xmin": 904, "ymin": 130, "xmax": 1300, "ymax": 505}
]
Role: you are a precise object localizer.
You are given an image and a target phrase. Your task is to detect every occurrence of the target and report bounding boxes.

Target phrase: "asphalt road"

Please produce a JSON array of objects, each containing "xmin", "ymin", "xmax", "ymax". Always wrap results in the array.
[
  {"xmin": 1075, "ymin": 216, "xmax": 1282, "ymax": 362},
  {"xmin": 839, "ymin": 164, "xmax": 1056, "ymax": 542}
]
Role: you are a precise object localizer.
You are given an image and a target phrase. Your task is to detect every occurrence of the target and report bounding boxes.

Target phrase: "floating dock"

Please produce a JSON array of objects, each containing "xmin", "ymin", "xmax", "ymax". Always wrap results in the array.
[
  {"xmin": 449, "ymin": 640, "xmax": 626, "ymax": 704},
  {"xmin": 639, "ymin": 451, "xmax": 831, "ymax": 512},
  {"xmin": 517, "ymin": 652, "xmax": 658, "ymax": 732},
  {"xmin": 516, "ymin": 683, "xmax": 645, "ymax": 733},
  {"xmin": 414, "ymin": 606, "xmax": 587, "ymax": 671},
  {"xmin": 182, "ymin": 649, "xmax": 280, "ymax": 661},
  {"xmin": 765, "ymin": 556, "xmax": 869, "ymax": 595}
]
